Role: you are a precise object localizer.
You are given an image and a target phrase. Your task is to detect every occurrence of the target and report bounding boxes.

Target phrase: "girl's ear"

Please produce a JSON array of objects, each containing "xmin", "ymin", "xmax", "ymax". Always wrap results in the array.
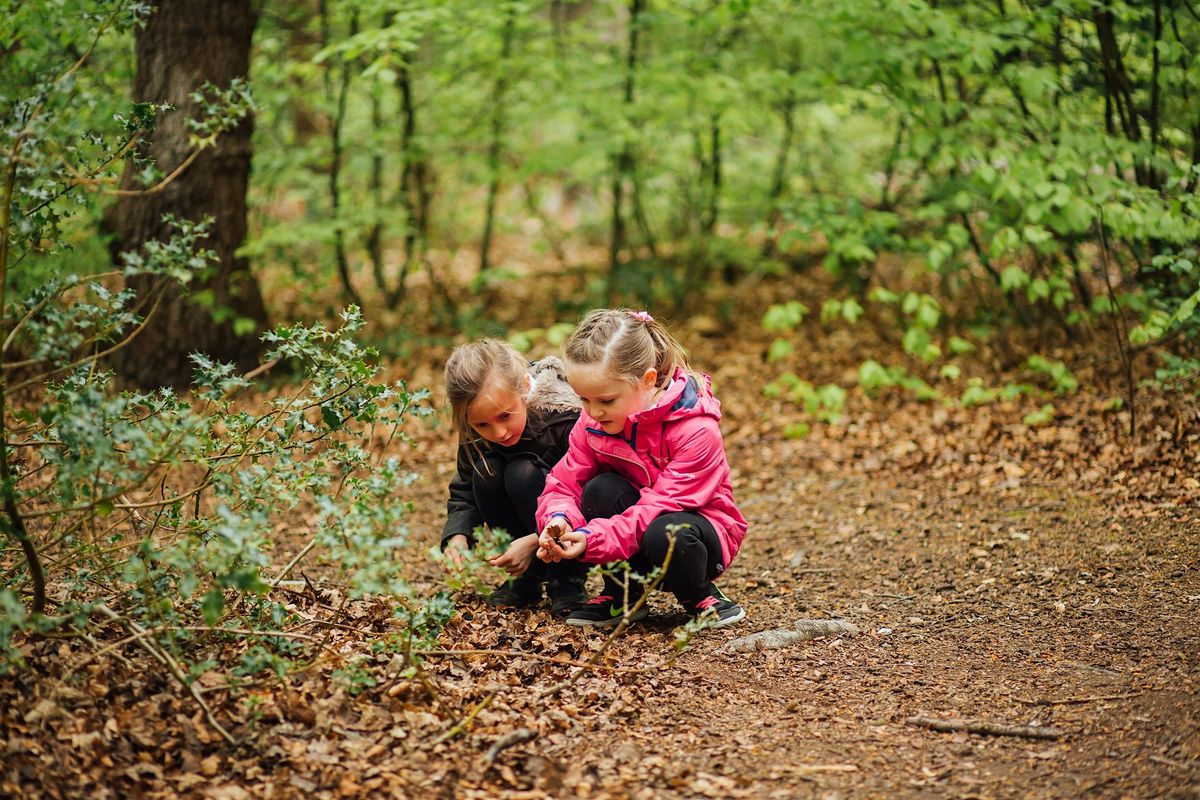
[
  {"xmin": 523, "ymin": 372, "xmax": 532, "ymax": 393},
  {"xmin": 640, "ymin": 368, "xmax": 658, "ymax": 390}
]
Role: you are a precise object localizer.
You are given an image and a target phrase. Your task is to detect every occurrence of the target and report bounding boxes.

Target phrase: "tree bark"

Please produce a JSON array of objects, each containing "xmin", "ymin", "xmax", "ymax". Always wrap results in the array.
[{"xmin": 107, "ymin": 0, "xmax": 267, "ymax": 389}]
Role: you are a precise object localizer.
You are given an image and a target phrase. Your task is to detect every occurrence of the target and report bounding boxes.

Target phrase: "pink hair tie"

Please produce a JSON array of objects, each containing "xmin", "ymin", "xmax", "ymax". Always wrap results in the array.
[{"xmin": 630, "ymin": 310, "xmax": 654, "ymax": 323}]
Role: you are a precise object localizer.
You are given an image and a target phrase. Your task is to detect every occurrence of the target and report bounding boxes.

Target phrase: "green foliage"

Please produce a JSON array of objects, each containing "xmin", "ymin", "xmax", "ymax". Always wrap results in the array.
[
  {"xmin": 1025, "ymin": 355, "xmax": 1079, "ymax": 395},
  {"xmin": 0, "ymin": 2, "xmax": 446, "ymax": 681},
  {"xmin": 764, "ymin": 372, "xmax": 846, "ymax": 423}
]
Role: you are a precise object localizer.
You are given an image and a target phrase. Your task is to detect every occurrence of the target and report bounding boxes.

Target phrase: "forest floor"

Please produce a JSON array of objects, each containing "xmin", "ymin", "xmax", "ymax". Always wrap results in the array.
[{"xmin": 2, "ymin": 262, "xmax": 1199, "ymax": 799}]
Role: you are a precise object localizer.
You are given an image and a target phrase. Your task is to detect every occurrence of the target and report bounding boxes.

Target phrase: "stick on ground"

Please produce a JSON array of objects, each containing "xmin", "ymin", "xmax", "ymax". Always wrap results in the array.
[
  {"xmin": 483, "ymin": 728, "xmax": 538, "ymax": 765},
  {"xmin": 906, "ymin": 715, "xmax": 1065, "ymax": 740}
]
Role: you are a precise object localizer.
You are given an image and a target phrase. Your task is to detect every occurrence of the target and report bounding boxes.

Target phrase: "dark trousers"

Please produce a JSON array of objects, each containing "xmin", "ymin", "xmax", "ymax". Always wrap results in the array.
[
  {"xmin": 472, "ymin": 453, "xmax": 586, "ymax": 583},
  {"xmin": 580, "ymin": 472, "xmax": 723, "ymax": 606}
]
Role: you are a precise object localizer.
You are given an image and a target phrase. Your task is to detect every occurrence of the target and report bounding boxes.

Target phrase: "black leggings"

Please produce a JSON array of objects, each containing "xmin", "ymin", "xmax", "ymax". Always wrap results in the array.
[
  {"xmin": 472, "ymin": 454, "xmax": 585, "ymax": 582},
  {"xmin": 580, "ymin": 472, "xmax": 723, "ymax": 606}
]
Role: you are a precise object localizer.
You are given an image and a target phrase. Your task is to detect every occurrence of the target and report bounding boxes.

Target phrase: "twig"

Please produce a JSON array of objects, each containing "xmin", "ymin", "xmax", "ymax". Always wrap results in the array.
[
  {"xmin": 416, "ymin": 648, "xmax": 653, "ymax": 674},
  {"xmin": 242, "ymin": 357, "xmax": 281, "ymax": 382},
  {"xmin": 429, "ymin": 688, "xmax": 498, "ymax": 747},
  {"xmin": 271, "ymin": 538, "xmax": 317, "ymax": 588},
  {"xmin": 483, "ymin": 728, "xmax": 538, "ymax": 765},
  {"xmin": 1017, "ymin": 691, "xmax": 1141, "ymax": 706},
  {"xmin": 95, "ymin": 606, "xmax": 237, "ymax": 746},
  {"xmin": 906, "ymin": 715, "xmax": 1065, "ymax": 740}
]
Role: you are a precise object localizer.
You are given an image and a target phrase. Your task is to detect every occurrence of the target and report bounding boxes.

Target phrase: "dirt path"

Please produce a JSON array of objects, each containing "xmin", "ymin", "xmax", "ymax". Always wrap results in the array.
[{"xmin": 502, "ymin": 453, "xmax": 1199, "ymax": 799}]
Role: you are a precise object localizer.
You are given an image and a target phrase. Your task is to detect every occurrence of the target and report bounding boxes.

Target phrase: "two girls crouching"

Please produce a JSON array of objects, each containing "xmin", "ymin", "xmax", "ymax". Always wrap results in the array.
[{"xmin": 441, "ymin": 309, "xmax": 746, "ymax": 628}]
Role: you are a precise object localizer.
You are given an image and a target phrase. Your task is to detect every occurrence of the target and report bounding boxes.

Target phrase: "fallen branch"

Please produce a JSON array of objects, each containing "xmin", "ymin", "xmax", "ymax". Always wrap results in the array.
[
  {"xmin": 905, "ymin": 715, "xmax": 1065, "ymax": 740},
  {"xmin": 430, "ymin": 688, "xmax": 498, "ymax": 747},
  {"xmin": 95, "ymin": 606, "xmax": 237, "ymax": 746},
  {"xmin": 718, "ymin": 619, "xmax": 860, "ymax": 654},
  {"xmin": 418, "ymin": 648, "xmax": 651, "ymax": 674},
  {"xmin": 1017, "ymin": 691, "xmax": 1141, "ymax": 706},
  {"xmin": 483, "ymin": 728, "xmax": 538, "ymax": 765},
  {"xmin": 271, "ymin": 538, "xmax": 317, "ymax": 589}
]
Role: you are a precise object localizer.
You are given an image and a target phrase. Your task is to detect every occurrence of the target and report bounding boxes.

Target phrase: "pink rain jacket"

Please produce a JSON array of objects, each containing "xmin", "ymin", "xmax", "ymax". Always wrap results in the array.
[{"xmin": 536, "ymin": 368, "xmax": 747, "ymax": 568}]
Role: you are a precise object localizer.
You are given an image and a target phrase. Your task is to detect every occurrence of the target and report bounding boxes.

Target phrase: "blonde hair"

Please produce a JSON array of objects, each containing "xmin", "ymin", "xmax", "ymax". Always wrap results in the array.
[
  {"xmin": 563, "ymin": 308, "xmax": 695, "ymax": 389},
  {"xmin": 444, "ymin": 339, "xmax": 528, "ymax": 444}
]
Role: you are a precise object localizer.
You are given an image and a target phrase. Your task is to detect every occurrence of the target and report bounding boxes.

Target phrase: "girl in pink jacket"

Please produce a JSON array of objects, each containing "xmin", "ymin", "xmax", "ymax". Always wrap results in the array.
[{"xmin": 535, "ymin": 309, "xmax": 747, "ymax": 628}]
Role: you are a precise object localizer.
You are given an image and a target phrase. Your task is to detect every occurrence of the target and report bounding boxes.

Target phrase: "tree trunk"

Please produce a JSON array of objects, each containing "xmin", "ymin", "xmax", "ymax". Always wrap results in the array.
[
  {"xmin": 479, "ymin": 1, "xmax": 518, "ymax": 281},
  {"xmin": 107, "ymin": 0, "xmax": 267, "ymax": 389},
  {"xmin": 607, "ymin": 0, "xmax": 643, "ymax": 303}
]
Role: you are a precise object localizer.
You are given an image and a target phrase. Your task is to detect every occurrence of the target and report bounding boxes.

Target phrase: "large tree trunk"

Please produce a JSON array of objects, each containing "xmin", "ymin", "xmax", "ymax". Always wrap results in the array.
[{"xmin": 107, "ymin": 0, "xmax": 267, "ymax": 389}]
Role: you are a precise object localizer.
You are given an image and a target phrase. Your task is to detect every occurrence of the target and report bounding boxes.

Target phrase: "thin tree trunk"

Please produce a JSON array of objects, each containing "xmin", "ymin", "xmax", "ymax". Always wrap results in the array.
[
  {"xmin": 366, "ymin": 60, "xmax": 386, "ymax": 303},
  {"xmin": 479, "ymin": 1, "xmax": 517, "ymax": 281},
  {"xmin": 702, "ymin": 113, "xmax": 721, "ymax": 239},
  {"xmin": 107, "ymin": 0, "xmax": 267, "ymax": 389},
  {"xmin": 323, "ymin": 5, "xmax": 363, "ymax": 309},
  {"xmin": 607, "ymin": 0, "xmax": 643, "ymax": 302},
  {"xmin": 0, "ymin": 154, "xmax": 45, "ymax": 612},
  {"xmin": 762, "ymin": 95, "xmax": 796, "ymax": 258},
  {"xmin": 1148, "ymin": 0, "xmax": 1163, "ymax": 187},
  {"xmin": 395, "ymin": 63, "xmax": 433, "ymax": 309},
  {"xmin": 629, "ymin": 160, "xmax": 658, "ymax": 260}
]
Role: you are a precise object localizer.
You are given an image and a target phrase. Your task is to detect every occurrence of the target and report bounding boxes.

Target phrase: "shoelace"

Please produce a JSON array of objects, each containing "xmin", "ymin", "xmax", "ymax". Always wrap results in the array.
[
  {"xmin": 586, "ymin": 595, "xmax": 615, "ymax": 605},
  {"xmin": 695, "ymin": 595, "xmax": 719, "ymax": 612}
]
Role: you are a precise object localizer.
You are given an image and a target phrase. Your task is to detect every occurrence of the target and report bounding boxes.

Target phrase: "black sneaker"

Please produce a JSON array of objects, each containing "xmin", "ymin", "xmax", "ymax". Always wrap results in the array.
[
  {"xmin": 564, "ymin": 593, "xmax": 649, "ymax": 627},
  {"xmin": 684, "ymin": 585, "xmax": 745, "ymax": 628},
  {"xmin": 486, "ymin": 575, "xmax": 542, "ymax": 608},
  {"xmin": 546, "ymin": 577, "xmax": 588, "ymax": 614}
]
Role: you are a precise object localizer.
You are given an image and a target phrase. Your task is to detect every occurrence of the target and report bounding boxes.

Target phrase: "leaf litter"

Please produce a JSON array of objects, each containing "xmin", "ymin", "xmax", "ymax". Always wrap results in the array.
[{"xmin": 2, "ymin": 269, "xmax": 1198, "ymax": 799}]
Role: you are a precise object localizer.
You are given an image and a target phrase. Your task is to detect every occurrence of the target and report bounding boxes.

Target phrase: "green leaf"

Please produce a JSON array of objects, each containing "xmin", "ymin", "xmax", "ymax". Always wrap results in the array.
[
  {"xmin": 767, "ymin": 338, "xmax": 794, "ymax": 362},
  {"xmin": 763, "ymin": 301, "xmax": 808, "ymax": 333},
  {"xmin": 1023, "ymin": 404, "xmax": 1055, "ymax": 427},
  {"xmin": 782, "ymin": 422, "xmax": 810, "ymax": 440},
  {"xmin": 1000, "ymin": 267, "xmax": 1029, "ymax": 293},
  {"xmin": 948, "ymin": 336, "xmax": 975, "ymax": 355},
  {"xmin": 857, "ymin": 360, "xmax": 893, "ymax": 395},
  {"xmin": 202, "ymin": 588, "xmax": 225, "ymax": 625}
]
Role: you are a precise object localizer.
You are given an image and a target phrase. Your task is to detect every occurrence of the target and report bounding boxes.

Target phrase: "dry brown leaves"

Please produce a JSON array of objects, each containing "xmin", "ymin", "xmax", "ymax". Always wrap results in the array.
[{"xmin": 2, "ymin": 265, "xmax": 1197, "ymax": 799}]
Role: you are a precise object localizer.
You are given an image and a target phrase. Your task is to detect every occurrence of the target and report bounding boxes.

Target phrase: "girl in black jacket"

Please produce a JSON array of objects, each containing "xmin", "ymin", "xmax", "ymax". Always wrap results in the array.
[{"xmin": 442, "ymin": 339, "xmax": 588, "ymax": 611}]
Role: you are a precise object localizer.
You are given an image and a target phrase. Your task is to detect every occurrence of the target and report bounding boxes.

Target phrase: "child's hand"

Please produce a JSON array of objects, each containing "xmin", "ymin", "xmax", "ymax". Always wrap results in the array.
[
  {"xmin": 539, "ymin": 529, "xmax": 585, "ymax": 561},
  {"xmin": 541, "ymin": 516, "xmax": 570, "ymax": 540},
  {"xmin": 488, "ymin": 533, "xmax": 537, "ymax": 576},
  {"xmin": 536, "ymin": 517, "xmax": 569, "ymax": 560},
  {"xmin": 443, "ymin": 534, "xmax": 470, "ymax": 571},
  {"xmin": 554, "ymin": 530, "xmax": 586, "ymax": 560}
]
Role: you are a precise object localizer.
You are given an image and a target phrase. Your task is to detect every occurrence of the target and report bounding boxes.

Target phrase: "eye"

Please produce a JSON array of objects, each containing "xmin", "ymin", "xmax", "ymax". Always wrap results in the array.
[{"xmin": 500, "ymin": 412, "xmax": 511, "ymax": 419}]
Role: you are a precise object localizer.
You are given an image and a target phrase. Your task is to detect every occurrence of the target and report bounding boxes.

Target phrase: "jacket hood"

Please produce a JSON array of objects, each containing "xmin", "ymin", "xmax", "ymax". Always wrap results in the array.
[
  {"xmin": 624, "ymin": 368, "xmax": 721, "ymax": 429},
  {"xmin": 528, "ymin": 356, "xmax": 580, "ymax": 414}
]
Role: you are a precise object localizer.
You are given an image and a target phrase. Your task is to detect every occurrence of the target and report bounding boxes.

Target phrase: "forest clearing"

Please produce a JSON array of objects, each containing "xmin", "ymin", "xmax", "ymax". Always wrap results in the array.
[{"xmin": 2, "ymin": 1, "xmax": 1198, "ymax": 798}]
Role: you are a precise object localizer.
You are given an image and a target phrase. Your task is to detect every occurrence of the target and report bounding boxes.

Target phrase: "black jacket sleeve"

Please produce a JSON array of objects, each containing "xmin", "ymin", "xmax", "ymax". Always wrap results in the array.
[{"xmin": 441, "ymin": 442, "xmax": 484, "ymax": 550}]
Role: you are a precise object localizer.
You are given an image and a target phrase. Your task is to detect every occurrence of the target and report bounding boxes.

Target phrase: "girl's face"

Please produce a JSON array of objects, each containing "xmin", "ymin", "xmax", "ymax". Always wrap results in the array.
[
  {"xmin": 567, "ymin": 362, "xmax": 658, "ymax": 434},
  {"xmin": 466, "ymin": 376, "xmax": 530, "ymax": 447}
]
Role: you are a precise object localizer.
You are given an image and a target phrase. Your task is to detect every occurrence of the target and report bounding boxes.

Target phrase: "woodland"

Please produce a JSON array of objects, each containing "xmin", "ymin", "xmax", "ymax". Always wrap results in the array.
[{"xmin": 1, "ymin": 0, "xmax": 1198, "ymax": 798}]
